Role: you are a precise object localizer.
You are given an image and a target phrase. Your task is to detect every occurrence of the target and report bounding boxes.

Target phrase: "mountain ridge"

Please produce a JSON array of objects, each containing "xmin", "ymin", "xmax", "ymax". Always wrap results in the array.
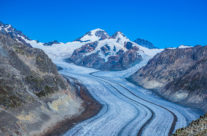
[
  {"xmin": 1, "ymin": 21, "xmax": 206, "ymax": 136},
  {"xmin": 130, "ymin": 45, "xmax": 207, "ymax": 112},
  {"xmin": 0, "ymin": 22, "xmax": 162, "ymax": 70},
  {"xmin": 67, "ymin": 29, "xmax": 161, "ymax": 70}
]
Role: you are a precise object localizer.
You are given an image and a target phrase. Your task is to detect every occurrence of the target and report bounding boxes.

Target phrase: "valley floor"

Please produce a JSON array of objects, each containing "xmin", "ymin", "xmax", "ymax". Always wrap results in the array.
[{"xmin": 55, "ymin": 61, "xmax": 202, "ymax": 136}]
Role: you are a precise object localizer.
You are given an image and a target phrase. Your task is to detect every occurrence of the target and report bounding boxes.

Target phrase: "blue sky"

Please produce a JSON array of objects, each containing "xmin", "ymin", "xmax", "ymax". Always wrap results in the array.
[{"xmin": 1, "ymin": 0, "xmax": 207, "ymax": 48}]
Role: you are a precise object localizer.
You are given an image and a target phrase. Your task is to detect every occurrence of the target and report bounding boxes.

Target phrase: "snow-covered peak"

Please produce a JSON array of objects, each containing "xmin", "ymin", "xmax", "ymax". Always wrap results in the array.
[
  {"xmin": 77, "ymin": 28, "xmax": 110, "ymax": 42},
  {"xmin": 0, "ymin": 21, "xmax": 17, "ymax": 33},
  {"xmin": 90, "ymin": 28, "xmax": 105, "ymax": 33},
  {"xmin": 0, "ymin": 22, "xmax": 163, "ymax": 68},
  {"xmin": 111, "ymin": 31, "xmax": 129, "ymax": 45},
  {"xmin": 4, "ymin": 25, "xmax": 12, "ymax": 32},
  {"xmin": 0, "ymin": 22, "xmax": 31, "ymax": 46},
  {"xmin": 112, "ymin": 31, "xmax": 126, "ymax": 38},
  {"xmin": 0, "ymin": 23, "xmax": 13, "ymax": 32}
]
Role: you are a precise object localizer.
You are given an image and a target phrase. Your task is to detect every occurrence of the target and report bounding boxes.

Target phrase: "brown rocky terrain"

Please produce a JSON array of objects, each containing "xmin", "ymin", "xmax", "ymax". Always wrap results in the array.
[
  {"xmin": 0, "ymin": 30, "xmax": 84, "ymax": 135},
  {"xmin": 42, "ymin": 77, "xmax": 101, "ymax": 136},
  {"xmin": 130, "ymin": 45, "xmax": 207, "ymax": 112},
  {"xmin": 129, "ymin": 45, "xmax": 207, "ymax": 135},
  {"xmin": 173, "ymin": 113, "xmax": 207, "ymax": 136}
]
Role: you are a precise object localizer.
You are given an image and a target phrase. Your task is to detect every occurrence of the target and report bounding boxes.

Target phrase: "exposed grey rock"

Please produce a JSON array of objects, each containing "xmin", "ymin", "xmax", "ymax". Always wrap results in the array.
[
  {"xmin": 68, "ymin": 41, "xmax": 98, "ymax": 63},
  {"xmin": 111, "ymin": 31, "xmax": 126, "ymax": 39},
  {"xmin": 68, "ymin": 30, "xmax": 144, "ymax": 71},
  {"xmin": 95, "ymin": 30, "xmax": 109, "ymax": 40},
  {"xmin": 130, "ymin": 45, "xmax": 207, "ymax": 112},
  {"xmin": 0, "ymin": 21, "xmax": 31, "ymax": 46},
  {"xmin": 101, "ymin": 44, "xmax": 111, "ymax": 55},
  {"xmin": 124, "ymin": 41, "xmax": 133, "ymax": 49},
  {"xmin": 134, "ymin": 38, "xmax": 157, "ymax": 49},
  {"xmin": 43, "ymin": 40, "xmax": 60, "ymax": 46},
  {"xmin": 69, "ymin": 40, "xmax": 142, "ymax": 70},
  {"xmin": 173, "ymin": 113, "xmax": 207, "ymax": 136},
  {"xmin": 0, "ymin": 26, "xmax": 83, "ymax": 135}
]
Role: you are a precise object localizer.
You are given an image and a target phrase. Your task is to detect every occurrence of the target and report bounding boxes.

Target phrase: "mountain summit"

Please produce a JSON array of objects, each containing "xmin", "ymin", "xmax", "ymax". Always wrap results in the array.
[
  {"xmin": 76, "ymin": 28, "xmax": 110, "ymax": 42},
  {"xmin": 0, "ymin": 23, "xmax": 162, "ymax": 70},
  {"xmin": 68, "ymin": 30, "xmax": 162, "ymax": 70}
]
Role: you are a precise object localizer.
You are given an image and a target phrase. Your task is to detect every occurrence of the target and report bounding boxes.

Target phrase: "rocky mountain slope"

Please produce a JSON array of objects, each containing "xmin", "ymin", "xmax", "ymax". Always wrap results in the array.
[
  {"xmin": 173, "ymin": 113, "xmax": 207, "ymax": 136},
  {"xmin": 130, "ymin": 45, "xmax": 207, "ymax": 112},
  {"xmin": 134, "ymin": 38, "xmax": 157, "ymax": 49},
  {"xmin": 68, "ymin": 30, "xmax": 143, "ymax": 70},
  {"xmin": 0, "ymin": 24, "xmax": 83, "ymax": 136},
  {"xmin": 3, "ymin": 21, "xmax": 207, "ymax": 135},
  {"xmin": 68, "ymin": 30, "xmax": 162, "ymax": 70}
]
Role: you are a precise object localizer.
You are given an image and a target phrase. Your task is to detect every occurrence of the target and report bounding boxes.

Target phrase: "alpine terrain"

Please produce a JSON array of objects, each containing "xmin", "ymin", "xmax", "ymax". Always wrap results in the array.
[
  {"xmin": 10, "ymin": 27, "xmax": 161, "ymax": 70},
  {"xmin": 0, "ymin": 22, "xmax": 94, "ymax": 136},
  {"xmin": 0, "ymin": 21, "xmax": 206, "ymax": 136}
]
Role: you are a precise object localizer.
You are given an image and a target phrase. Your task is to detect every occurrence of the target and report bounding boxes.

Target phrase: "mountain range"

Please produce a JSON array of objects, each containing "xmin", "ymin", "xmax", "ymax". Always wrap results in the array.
[
  {"xmin": 0, "ymin": 22, "xmax": 162, "ymax": 70},
  {"xmin": 1, "ymin": 21, "xmax": 207, "ymax": 136}
]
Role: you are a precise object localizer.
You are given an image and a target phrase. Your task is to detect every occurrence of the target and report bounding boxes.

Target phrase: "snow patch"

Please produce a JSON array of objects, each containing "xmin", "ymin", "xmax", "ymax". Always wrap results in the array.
[
  {"xmin": 178, "ymin": 45, "xmax": 192, "ymax": 48},
  {"xmin": 112, "ymin": 31, "xmax": 129, "ymax": 45},
  {"xmin": 173, "ymin": 91, "xmax": 189, "ymax": 101},
  {"xmin": 4, "ymin": 25, "xmax": 11, "ymax": 32}
]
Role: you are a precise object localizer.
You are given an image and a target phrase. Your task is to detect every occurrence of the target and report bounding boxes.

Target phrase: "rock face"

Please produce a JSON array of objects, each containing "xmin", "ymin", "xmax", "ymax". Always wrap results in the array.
[
  {"xmin": 68, "ymin": 40, "xmax": 142, "ymax": 70},
  {"xmin": 0, "ymin": 21, "xmax": 31, "ymax": 46},
  {"xmin": 0, "ymin": 25, "xmax": 83, "ymax": 135},
  {"xmin": 67, "ymin": 30, "xmax": 148, "ymax": 70},
  {"xmin": 173, "ymin": 113, "xmax": 207, "ymax": 136},
  {"xmin": 130, "ymin": 45, "xmax": 207, "ymax": 112},
  {"xmin": 134, "ymin": 38, "xmax": 157, "ymax": 49},
  {"xmin": 43, "ymin": 40, "xmax": 60, "ymax": 46}
]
